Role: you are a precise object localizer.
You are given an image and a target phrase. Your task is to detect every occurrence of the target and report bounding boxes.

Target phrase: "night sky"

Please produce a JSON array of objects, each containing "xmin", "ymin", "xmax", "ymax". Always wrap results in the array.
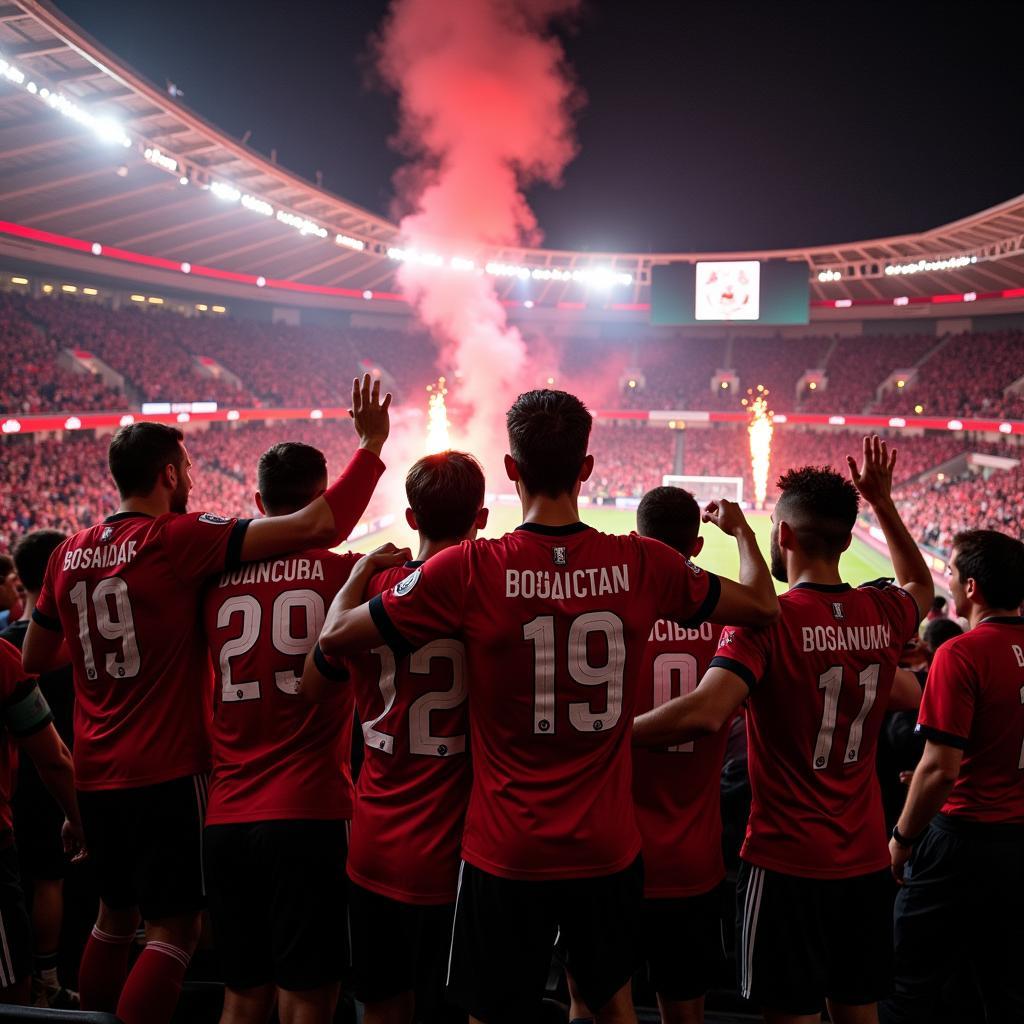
[{"xmin": 54, "ymin": 0, "xmax": 1024, "ymax": 254}]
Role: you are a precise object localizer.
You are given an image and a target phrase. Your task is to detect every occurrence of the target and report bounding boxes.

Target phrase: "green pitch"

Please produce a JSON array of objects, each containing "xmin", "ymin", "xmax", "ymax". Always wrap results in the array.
[{"xmin": 346, "ymin": 507, "xmax": 893, "ymax": 591}]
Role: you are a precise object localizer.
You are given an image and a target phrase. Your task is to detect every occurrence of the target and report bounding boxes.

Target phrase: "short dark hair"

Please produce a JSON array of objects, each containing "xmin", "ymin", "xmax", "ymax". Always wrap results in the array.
[
  {"xmin": 637, "ymin": 486, "xmax": 701, "ymax": 556},
  {"xmin": 13, "ymin": 530, "xmax": 66, "ymax": 593},
  {"xmin": 406, "ymin": 450, "xmax": 485, "ymax": 541},
  {"xmin": 923, "ymin": 616, "xmax": 962, "ymax": 652},
  {"xmin": 108, "ymin": 422, "xmax": 185, "ymax": 498},
  {"xmin": 775, "ymin": 465, "xmax": 860, "ymax": 560},
  {"xmin": 506, "ymin": 389, "xmax": 592, "ymax": 498},
  {"xmin": 257, "ymin": 442, "xmax": 328, "ymax": 516},
  {"xmin": 0, "ymin": 555, "xmax": 12, "ymax": 578},
  {"xmin": 931, "ymin": 595, "xmax": 947, "ymax": 612},
  {"xmin": 952, "ymin": 529, "xmax": 1024, "ymax": 610}
]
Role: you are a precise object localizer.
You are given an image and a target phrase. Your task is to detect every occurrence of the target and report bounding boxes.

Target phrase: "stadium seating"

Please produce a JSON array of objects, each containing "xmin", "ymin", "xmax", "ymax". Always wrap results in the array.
[{"xmin": 3, "ymin": 291, "xmax": 1024, "ymax": 420}]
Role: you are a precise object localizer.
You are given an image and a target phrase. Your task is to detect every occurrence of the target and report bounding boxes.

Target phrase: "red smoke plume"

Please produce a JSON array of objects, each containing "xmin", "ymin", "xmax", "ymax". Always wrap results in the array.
[{"xmin": 376, "ymin": 0, "xmax": 582, "ymax": 482}]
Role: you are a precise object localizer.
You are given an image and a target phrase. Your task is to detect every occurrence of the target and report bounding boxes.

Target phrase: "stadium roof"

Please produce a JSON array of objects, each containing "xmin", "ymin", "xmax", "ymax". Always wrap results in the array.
[{"xmin": 1, "ymin": 0, "xmax": 1023, "ymax": 316}]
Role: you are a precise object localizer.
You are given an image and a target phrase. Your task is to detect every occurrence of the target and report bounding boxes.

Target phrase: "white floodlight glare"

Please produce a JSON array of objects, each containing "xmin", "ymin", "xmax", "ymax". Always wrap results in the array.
[{"xmin": 884, "ymin": 255, "xmax": 977, "ymax": 276}]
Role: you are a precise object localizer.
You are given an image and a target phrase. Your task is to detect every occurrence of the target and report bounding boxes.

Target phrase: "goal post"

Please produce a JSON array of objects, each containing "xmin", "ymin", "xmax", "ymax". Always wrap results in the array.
[{"xmin": 661, "ymin": 475, "xmax": 744, "ymax": 505}]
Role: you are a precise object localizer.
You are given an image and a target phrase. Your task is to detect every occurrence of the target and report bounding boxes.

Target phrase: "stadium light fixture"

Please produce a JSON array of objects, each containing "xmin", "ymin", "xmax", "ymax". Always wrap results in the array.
[
  {"xmin": 947, "ymin": 420, "xmax": 963, "ymax": 431},
  {"xmin": 242, "ymin": 194, "xmax": 273, "ymax": 216},
  {"xmin": 181, "ymin": 262, "xmax": 191, "ymax": 274},
  {"xmin": 362, "ymin": 290, "xmax": 373, "ymax": 300},
  {"xmin": 64, "ymin": 417, "xmax": 82, "ymax": 431},
  {"xmin": 808, "ymin": 381, "xmax": 817, "ymax": 390},
  {"xmin": 41, "ymin": 284, "xmax": 53, "ymax": 293},
  {"xmin": 119, "ymin": 415, "xmax": 135, "ymax": 427},
  {"xmin": 2, "ymin": 419, "xmax": 21, "ymax": 434},
  {"xmin": 914, "ymin": 404, "xmax": 924, "ymax": 414},
  {"xmin": 227, "ymin": 410, "xmax": 240, "ymax": 421},
  {"xmin": 196, "ymin": 304, "xmax": 208, "ymax": 311},
  {"xmin": 964, "ymin": 292, "xmax": 977, "ymax": 302},
  {"xmin": 130, "ymin": 294, "xmax": 145, "ymax": 302},
  {"xmin": 524, "ymin": 299, "xmax": 535, "ymax": 309},
  {"xmin": 147, "ymin": 296, "xmax": 164, "ymax": 304},
  {"xmin": 144, "ymin": 147, "xmax": 178, "ymax": 173},
  {"xmin": 276, "ymin": 210, "xmax": 327, "ymax": 238},
  {"xmin": 10, "ymin": 277, "xmax": 27, "ymax": 285},
  {"xmin": 817, "ymin": 270, "xmax": 842, "ymax": 282},
  {"xmin": 884, "ymin": 255, "xmax": 977, "ymax": 276},
  {"xmin": 211, "ymin": 181, "xmax": 241, "ymax": 203},
  {"xmin": 256, "ymin": 276, "xmax": 266, "ymax": 287},
  {"xmin": 61, "ymin": 284, "xmax": 77, "ymax": 293},
  {"xmin": 336, "ymin": 234, "xmax": 366, "ymax": 251},
  {"xmin": 211, "ymin": 305, "xmax": 226, "ymax": 313},
  {"xmin": 893, "ymin": 297, "xmax": 909, "ymax": 306},
  {"xmin": 999, "ymin": 422, "xmax": 1013, "ymax": 434},
  {"xmin": 83, "ymin": 287, "xmax": 98, "ymax": 296},
  {"xmin": 896, "ymin": 379, "xmax": 905, "ymax": 388},
  {"xmin": 179, "ymin": 176, "xmax": 189, "ymax": 186}
]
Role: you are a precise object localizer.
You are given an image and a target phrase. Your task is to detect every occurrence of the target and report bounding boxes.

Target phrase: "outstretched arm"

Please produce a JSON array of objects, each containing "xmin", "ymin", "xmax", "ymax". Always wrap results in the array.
[
  {"xmin": 239, "ymin": 374, "xmax": 391, "ymax": 563},
  {"xmin": 634, "ymin": 667, "xmax": 749, "ymax": 747},
  {"xmin": 702, "ymin": 499, "xmax": 779, "ymax": 627},
  {"xmin": 848, "ymin": 436, "xmax": 933, "ymax": 619}
]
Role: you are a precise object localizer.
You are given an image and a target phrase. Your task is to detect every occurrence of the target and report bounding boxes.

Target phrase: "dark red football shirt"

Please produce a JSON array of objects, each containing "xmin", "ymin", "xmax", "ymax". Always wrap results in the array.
[
  {"xmin": 203, "ymin": 549, "xmax": 360, "ymax": 825},
  {"xmin": 0, "ymin": 639, "xmax": 54, "ymax": 837},
  {"xmin": 633, "ymin": 618, "xmax": 727, "ymax": 898},
  {"xmin": 374, "ymin": 523, "xmax": 721, "ymax": 882},
  {"xmin": 712, "ymin": 580, "xmax": 919, "ymax": 879},
  {"xmin": 916, "ymin": 616, "xmax": 1024, "ymax": 823},
  {"xmin": 35, "ymin": 511, "xmax": 249, "ymax": 790},
  {"xmin": 346, "ymin": 562, "xmax": 472, "ymax": 904}
]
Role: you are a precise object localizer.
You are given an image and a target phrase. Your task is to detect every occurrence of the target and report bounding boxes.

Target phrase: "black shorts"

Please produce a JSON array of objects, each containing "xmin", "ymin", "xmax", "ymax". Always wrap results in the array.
[
  {"xmin": 639, "ymin": 887, "xmax": 725, "ymax": 1002},
  {"xmin": 737, "ymin": 860, "xmax": 893, "ymax": 1016},
  {"xmin": 0, "ymin": 844, "xmax": 31, "ymax": 988},
  {"xmin": 447, "ymin": 857, "xmax": 644, "ymax": 1024},
  {"xmin": 205, "ymin": 819, "xmax": 349, "ymax": 992},
  {"xmin": 13, "ymin": 763, "xmax": 66, "ymax": 882},
  {"xmin": 348, "ymin": 881, "xmax": 455, "ymax": 1009},
  {"xmin": 77, "ymin": 774, "xmax": 208, "ymax": 921},
  {"xmin": 886, "ymin": 813, "xmax": 1024, "ymax": 1023}
]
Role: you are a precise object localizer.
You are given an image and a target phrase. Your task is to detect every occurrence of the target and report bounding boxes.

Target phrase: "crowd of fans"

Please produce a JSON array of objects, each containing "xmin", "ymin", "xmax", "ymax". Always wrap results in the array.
[{"xmin": 3, "ymin": 291, "xmax": 1024, "ymax": 422}]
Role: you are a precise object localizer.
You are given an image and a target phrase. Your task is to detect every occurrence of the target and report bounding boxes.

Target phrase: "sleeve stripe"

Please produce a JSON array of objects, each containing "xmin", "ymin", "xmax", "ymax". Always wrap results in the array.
[
  {"xmin": 914, "ymin": 724, "xmax": 969, "ymax": 750},
  {"xmin": 225, "ymin": 519, "xmax": 252, "ymax": 573},
  {"xmin": 680, "ymin": 571, "xmax": 722, "ymax": 628},
  {"xmin": 31, "ymin": 607, "xmax": 61, "ymax": 632},
  {"xmin": 313, "ymin": 643, "xmax": 349, "ymax": 682},
  {"xmin": 368, "ymin": 594, "xmax": 414, "ymax": 659},
  {"xmin": 4, "ymin": 683, "xmax": 54, "ymax": 737},
  {"xmin": 709, "ymin": 655, "xmax": 758, "ymax": 691}
]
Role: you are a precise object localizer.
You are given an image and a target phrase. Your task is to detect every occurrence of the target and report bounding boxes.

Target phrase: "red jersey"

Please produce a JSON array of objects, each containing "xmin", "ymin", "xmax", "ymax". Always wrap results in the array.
[
  {"xmin": 203, "ymin": 549, "xmax": 360, "ymax": 825},
  {"xmin": 0, "ymin": 639, "xmax": 54, "ymax": 837},
  {"xmin": 916, "ymin": 616, "xmax": 1024, "ymax": 824},
  {"xmin": 632, "ymin": 618, "xmax": 727, "ymax": 898},
  {"xmin": 35, "ymin": 511, "xmax": 249, "ymax": 790},
  {"xmin": 712, "ymin": 580, "xmax": 919, "ymax": 879},
  {"xmin": 346, "ymin": 562, "xmax": 471, "ymax": 904},
  {"xmin": 374, "ymin": 522, "xmax": 721, "ymax": 882}
]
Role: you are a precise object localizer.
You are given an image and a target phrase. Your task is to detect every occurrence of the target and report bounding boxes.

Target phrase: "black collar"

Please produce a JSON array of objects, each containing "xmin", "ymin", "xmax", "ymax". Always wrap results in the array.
[
  {"xmin": 104, "ymin": 511, "xmax": 155, "ymax": 523},
  {"xmin": 792, "ymin": 582, "xmax": 852, "ymax": 593},
  {"xmin": 979, "ymin": 616, "xmax": 1024, "ymax": 626},
  {"xmin": 404, "ymin": 560, "xmax": 425, "ymax": 568},
  {"xmin": 515, "ymin": 521, "xmax": 591, "ymax": 537}
]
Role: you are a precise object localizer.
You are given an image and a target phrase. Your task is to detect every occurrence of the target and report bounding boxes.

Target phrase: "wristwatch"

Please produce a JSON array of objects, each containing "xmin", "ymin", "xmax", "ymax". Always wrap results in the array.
[{"xmin": 891, "ymin": 824, "xmax": 919, "ymax": 849}]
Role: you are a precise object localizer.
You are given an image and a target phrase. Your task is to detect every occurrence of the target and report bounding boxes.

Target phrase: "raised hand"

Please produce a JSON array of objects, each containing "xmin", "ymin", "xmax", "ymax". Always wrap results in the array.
[
  {"xmin": 702, "ymin": 498, "xmax": 752, "ymax": 538},
  {"xmin": 349, "ymin": 373, "xmax": 392, "ymax": 455},
  {"xmin": 847, "ymin": 435, "xmax": 897, "ymax": 508}
]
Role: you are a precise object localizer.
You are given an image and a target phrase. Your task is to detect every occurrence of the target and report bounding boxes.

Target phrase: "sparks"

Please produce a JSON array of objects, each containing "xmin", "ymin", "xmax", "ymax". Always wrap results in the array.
[
  {"xmin": 746, "ymin": 387, "xmax": 774, "ymax": 509},
  {"xmin": 424, "ymin": 377, "xmax": 451, "ymax": 454}
]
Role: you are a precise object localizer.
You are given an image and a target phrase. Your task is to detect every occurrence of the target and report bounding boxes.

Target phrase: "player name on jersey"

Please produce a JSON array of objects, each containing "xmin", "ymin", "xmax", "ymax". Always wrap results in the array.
[
  {"xmin": 649, "ymin": 619, "xmax": 716, "ymax": 643},
  {"xmin": 216, "ymin": 556, "xmax": 326, "ymax": 589},
  {"xmin": 801, "ymin": 623, "xmax": 892, "ymax": 652},
  {"xmin": 504, "ymin": 564, "xmax": 629, "ymax": 600},
  {"xmin": 62, "ymin": 540, "xmax": 138, "ymax": 571}
]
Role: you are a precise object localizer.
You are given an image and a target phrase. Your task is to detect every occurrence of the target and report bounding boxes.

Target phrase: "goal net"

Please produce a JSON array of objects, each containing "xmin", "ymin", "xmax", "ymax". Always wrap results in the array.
[{"xmin": 661, "ymin": 475, "xmax": 744, "ymax": 505}]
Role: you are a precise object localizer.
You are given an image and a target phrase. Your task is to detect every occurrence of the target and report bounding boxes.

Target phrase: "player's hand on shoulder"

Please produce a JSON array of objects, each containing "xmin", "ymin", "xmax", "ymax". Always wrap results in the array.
[
  {"xmin": 354, "ymin": 542, "xmax": 411, "ymax": 577},
  {"xmin": 702, "ymin": 498, "xmax": 751, "ymax": 538},
  {"xmin": 847, "ymin": 434, "xmax": 897, "ymax": 508},
  {"xmin": 349, "ymin": 372, "xmax": 392, "ymax": 455},
  {"xmin": 62, "ymin": 817, "xmax": 87, "ymax": 864}
]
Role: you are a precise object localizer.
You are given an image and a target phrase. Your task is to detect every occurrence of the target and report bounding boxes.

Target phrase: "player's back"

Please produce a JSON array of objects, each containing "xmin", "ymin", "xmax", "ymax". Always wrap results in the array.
[
  {"xmin": 633, "ymin": 618, "xmax": 727, "ymax": 897},
  {"xmin": 718, "ymin": 580, "xmax": 919, "ymax": 878},
  {"xmin": 203, "ymin": 548, "xmax": 358, "ymax": 824},
  {"xmin": 34, "ymin": 510, "xmax": 247, "ymax": 790},
  {"xmin": 347, "ymin": 562, "xmax": 471, "ymax": 904},
  {"xmin": 376, "ymin": 522, "xmax": 720, "ymax": 881},
  {"xmin": 919, "ymin": 617, "xmax": 1024, "ymax": 823}
]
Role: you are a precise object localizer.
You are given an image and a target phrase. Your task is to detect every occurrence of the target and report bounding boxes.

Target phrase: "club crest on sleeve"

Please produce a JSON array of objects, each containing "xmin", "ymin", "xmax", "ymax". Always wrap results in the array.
[
  {"xmin": 553, "ymin": 546, "xmax": 567, "ymax": 566},
  {"xmin": 720, "ymin": 629, "xmax": 735, "ymax": 645},
  {"xmin": 832, "ymin": 602, "xmax": 845, "ymax": 620},
  {"xmin": 393, "ymin": 568, "xmax": 422, "ymax": 597},
  {"xmin": 686, "ymin": 560, "xmax": 703, "ymax": 576},
  {"xmin": 198, "ymin": 513, "xmax": 231, "ymax": 526},
  {"xmin": 101, "ymin": 526, "xmax": 114, "ymax": 542}
]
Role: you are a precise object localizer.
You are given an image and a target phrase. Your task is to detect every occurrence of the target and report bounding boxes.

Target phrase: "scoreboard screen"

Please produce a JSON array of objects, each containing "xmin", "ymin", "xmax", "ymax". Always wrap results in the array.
[{"xmin": 651, "ymin": 259, "xmax": 810, "ymax": 326}]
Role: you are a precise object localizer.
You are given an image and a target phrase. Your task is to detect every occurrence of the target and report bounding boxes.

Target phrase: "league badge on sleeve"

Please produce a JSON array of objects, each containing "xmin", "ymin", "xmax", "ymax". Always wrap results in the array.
[
  {"xmin": 393, "ymin": 568, "xmax": 421, "ymax": 597},
  {"xmin": 198, "ymin": 513, "xmax": 231, "ymax": 526}
]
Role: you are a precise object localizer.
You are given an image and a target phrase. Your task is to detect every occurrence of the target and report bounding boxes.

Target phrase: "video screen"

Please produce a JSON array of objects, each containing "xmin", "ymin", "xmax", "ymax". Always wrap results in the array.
[
  {"xmin": 695, "ymin": 260, "xmax": 760, "ymax": 321},
  {"xmin": 651, "ymin": 259, "xmax": 810, "ymax": 326}
]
